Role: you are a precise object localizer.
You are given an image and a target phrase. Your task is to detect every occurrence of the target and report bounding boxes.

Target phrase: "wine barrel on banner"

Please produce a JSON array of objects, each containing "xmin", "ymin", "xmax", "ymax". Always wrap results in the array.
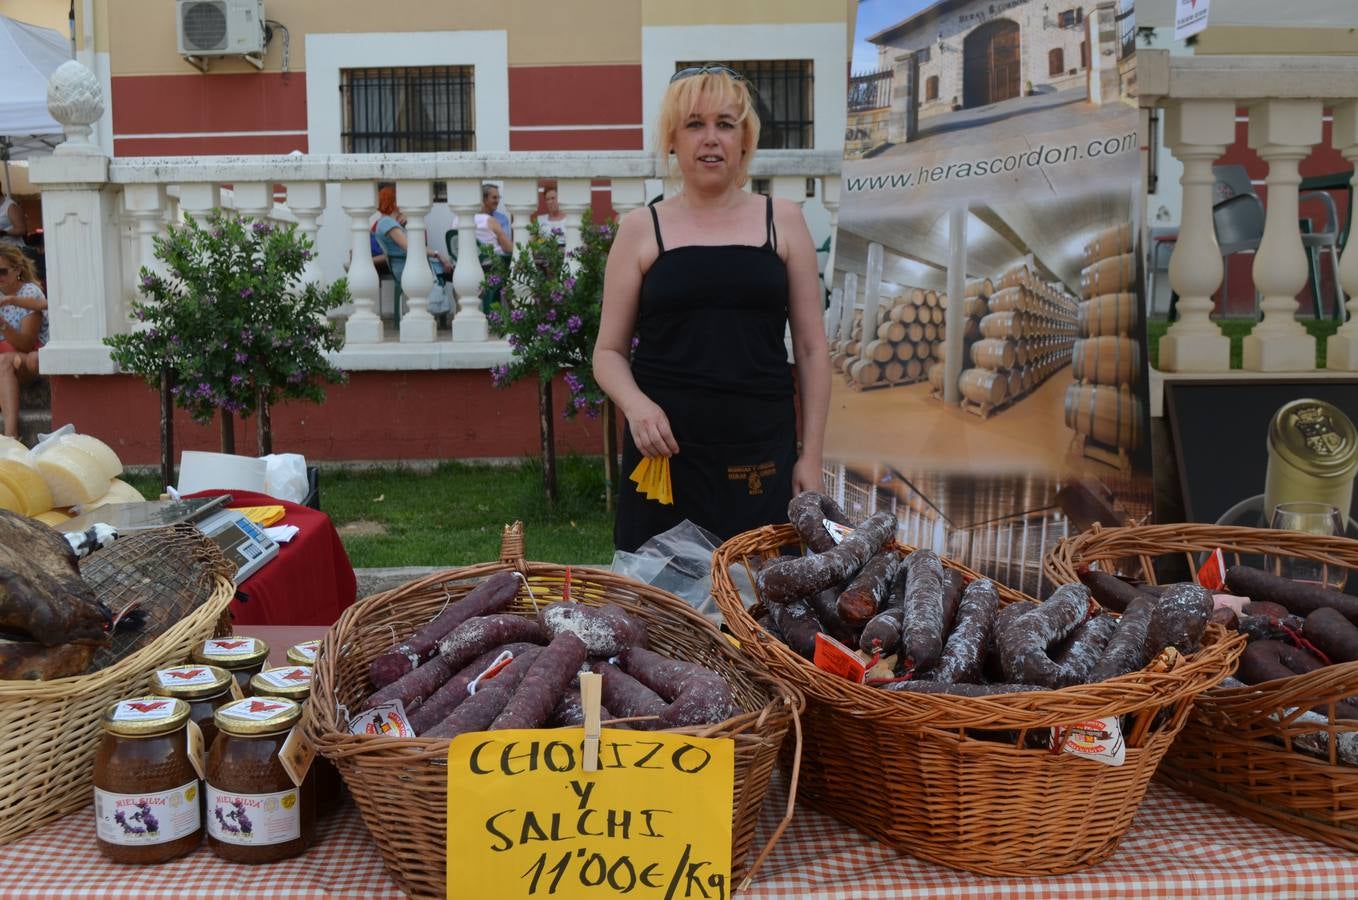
[
  {"xmin": 980, "ymin": 311, "xmax": 1023, "ymax": 340},
  {"xmin": 928, "ymin": 362, "xmax": 946, "ymax": 392},
  {"xmin": 850, "ymin": 359, "xmax": 882, "ymax": 385},
  {"xmin": 963, "ymin": 316, "xmax": 981, "ymax": 340},
  {"xmin": 895, "ymin": 340, "xmax": 915, "ymax": 362},
  {"xmin": 895, "ymin": 302, "xmax": 919, "ymax": 324},
  {"xmin": 997, "ymin": 263, "xmax": 1031, "ymax": 290},
  {"xmin": 1079, "ymin": 293, "xmax": 1137, "ymax": 337},
  {"xmin": 1080, "ymin": 253, "xmax": 1136, "ymax": 299},
  {"xmin": 960, "ymin": 369, "xmax": 1008, "ymax": 406},
  {"xmin": 970, "ymin": 339, "xmax": 1017, "ymax": 371},
  {"xmin": 987, "ymin": 286, "xmax": 1027, "ymax": 313},
  {"xmin": 966, "ymin": 277, "xmax": 994, "ymax": 299},
  {"xmin": 1084, "ymin": 223, "xmax": 1134, "ymax": 264},
  {"xmin": 905, "ymin": 358, "xmax": 924, "ymax": 381},
  {"xmin": 1065, "ymin": 384, "xmax": 1144, "ymax": 451},
  {"xmin": 908, "ymin": 322, "xmax": 926, "ymax": 343},
  {"xmin": 865, "ymin": 339, "xmax": 895, "ymax": 363},
  {"xmin": 845, "ymin": 341, "xmax": 861, "ymax": 357},
  {"xmin": 964, "ymin": 296, "xmax": 988, "ymax": 319},
  {"xmin": 910, "ymin": 287, "xmax": 927, "ymax": 307},
  {"xmin": 1008, "ymin": 368, "xmax": 1023, "ymax": 399},
  {"xmin": 1072, "ymin": 336, "xmax": 1140, "ymax": 386},
  {"xmin": 878, "ymin": 321, "xmax": 907, "ymax": 342},
  {"xmin": 830, "ymin": 352, "xmax": 849, "ymax": 372},
  {"xmin": 925, "ymin": 290, "xmax": 940, "ymax": 308},
  {"xmin": 924, "ymin": 323, "xmax": 939, "ymax": 342},
  {"xmin": 883, "ymin": 359, "xmax": 906, "ymax": 383}
]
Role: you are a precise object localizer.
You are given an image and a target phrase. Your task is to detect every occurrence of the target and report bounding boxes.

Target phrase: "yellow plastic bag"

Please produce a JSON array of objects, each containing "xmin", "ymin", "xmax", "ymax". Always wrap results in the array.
[{"xmin": 628, "ymin": 457, "xmax": 673, "ymax": 506}]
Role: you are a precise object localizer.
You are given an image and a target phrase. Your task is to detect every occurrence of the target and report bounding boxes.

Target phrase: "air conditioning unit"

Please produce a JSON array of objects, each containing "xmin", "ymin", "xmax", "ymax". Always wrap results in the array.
[{"xmin": 177, "ymin": 0, "xmax": 265, "ymax": 60}]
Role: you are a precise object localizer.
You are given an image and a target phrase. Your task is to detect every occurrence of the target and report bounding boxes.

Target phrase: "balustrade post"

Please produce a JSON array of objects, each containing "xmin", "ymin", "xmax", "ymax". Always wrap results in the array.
[
  {"xmin": 232, "ymin": 182, "xmax": 272, "ymax": 223},
  {"xmin": 1243, "ymin": 99, "xmax": 1323, "ymax": 371},
  {"xmin": 396, "ymin": 180, "xmax": 437, "ymax": 343},
  {"xmin": 122, "ymin": 184, "xmax": 168, "ymax": 331},
  {"xmin": 558, "ymin": 178, "xmax": 592, "ymax": 261},
  {"xmin": 499, "ymin": 178, "xmax": 538, "ymax": 310},
  {"xmin": 827, "ymin": 286, "xmax": 844, "ymax": 345},
  {"xmin": 1158, "ymin": 100, "xmax": 1232, "ymax": 372},
  {"xmin": 1327, "ymin": 101, "xmax": 1358, "ymax": 370},
  {"xmin": 284, "ymin": 181, "xmax": 325, "ymax": 286},
  {"xmin": 448, "ymin": 181, "xmax": 488, "ymax": 342},
  {"xmin": 340, "ymin": 181, "xmax": 383, "ymax": 344},
  {"xmin": 609, "ymin": 178, "xmax": 647, "ymax": 220}
]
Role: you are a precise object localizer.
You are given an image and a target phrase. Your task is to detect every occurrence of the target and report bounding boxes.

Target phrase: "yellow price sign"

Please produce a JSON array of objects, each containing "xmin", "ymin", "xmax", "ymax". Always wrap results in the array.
[{"xmin": 447, "ymin": 728, "xmax": 734, "ymax": 899}]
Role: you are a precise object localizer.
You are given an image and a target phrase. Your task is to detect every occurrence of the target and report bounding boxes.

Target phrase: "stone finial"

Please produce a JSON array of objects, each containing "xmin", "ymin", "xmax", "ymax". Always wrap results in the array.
[{"xmin": 47, "ymin": 61, "xmax": 105, "ymax": 156}]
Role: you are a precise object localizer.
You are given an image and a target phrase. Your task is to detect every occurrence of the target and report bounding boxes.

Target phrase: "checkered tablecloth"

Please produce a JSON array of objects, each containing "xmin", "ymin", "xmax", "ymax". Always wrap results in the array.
[{"xmin": 4, "ymin": 781, "xmax": 1356, "ymax": 898}]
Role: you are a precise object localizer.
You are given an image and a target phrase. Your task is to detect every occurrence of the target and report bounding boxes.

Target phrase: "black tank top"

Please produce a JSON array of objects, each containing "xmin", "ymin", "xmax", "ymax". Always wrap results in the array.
[{"xmin": 631, "ymin": 195, "xmax": 794, "ymax": 399}]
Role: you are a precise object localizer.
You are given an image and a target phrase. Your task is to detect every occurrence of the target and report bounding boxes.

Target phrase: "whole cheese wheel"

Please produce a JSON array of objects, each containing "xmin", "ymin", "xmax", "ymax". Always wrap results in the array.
[
  {"xmin": 0, "ymin": 435, "xmax": 27, "ymax": 454},
  {"xmin": 0, "ymin": 481, "xmax": 22, "ymax": 514},
  {"xmin": 33, "ymin": 509, "xmax": 70, "ymax": 526},
  {"xmin": 34, "ymin": 445, "xmax": 106, "ymax": 507},
  {"xmin": 87, "ymin": 478, "xmax": 145, "ymax": 510},
  {"xmin": 0, "ymin": 458, "xmax": 53, "ymax": 515},
  {"xmin": 58, "ymin": 434, "xmax": 123, "ymax": 481}
]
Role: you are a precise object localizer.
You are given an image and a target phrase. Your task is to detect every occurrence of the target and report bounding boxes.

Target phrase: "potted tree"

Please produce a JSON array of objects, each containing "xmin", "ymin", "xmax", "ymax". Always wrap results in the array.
[
  {"xmin": 106, "ymin": 210, "xmax": 348, "ymax": 486},
  {"xmin": 489, "ymin": 211, "xmax": 617, "ymax": 509}
]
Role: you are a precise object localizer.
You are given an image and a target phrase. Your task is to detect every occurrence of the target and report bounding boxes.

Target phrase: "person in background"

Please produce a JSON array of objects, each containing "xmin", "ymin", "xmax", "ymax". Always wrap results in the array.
[
  {"xmin": 592, "ymin": 65, "xmax": 830, "ymax": 551},
  {"xmin": 0, "ymin": 244, "xmax": 49, "ymax": 439},
  {"xmin": 474, "ymin": 184, "xmax": 513, "ymax": 254},
  {"xmin": 535, "ymin": 185, "xmax": 569, "ymax": 246},
  {"xmin": 0, "ymin": 188, "xmax": 26, "ymax": 248},
  {"xmin": 372, "ymin": 186, "xmax": 453, "ymax": 323}
]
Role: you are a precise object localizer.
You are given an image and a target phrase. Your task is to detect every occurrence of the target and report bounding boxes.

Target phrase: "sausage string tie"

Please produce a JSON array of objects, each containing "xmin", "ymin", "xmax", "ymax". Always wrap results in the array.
[
  {"xmin": 513, "ymin": 571, "xmax": 540, "ymax": 611},
  {"xmin": 1279, "ymin": 620, "xmax": 1332, "ymax": 666}
]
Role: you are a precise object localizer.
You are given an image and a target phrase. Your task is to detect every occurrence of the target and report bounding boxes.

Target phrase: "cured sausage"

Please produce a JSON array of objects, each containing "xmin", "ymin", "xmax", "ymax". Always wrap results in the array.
[
  {"xmin": 859, "ymin": 567, "xmax": 907, "ymax": 654},
  {"xmin": 807, "ymin": 588, "xmax": 860, "ymax": 646},
  {"xmin": 1050, "ymin": 614, "xmax": 1117, "ymax": 686},
  {"xmin": 920, "ymin": 578, "xmax": 998, "ymax": 684},
  {"xmin": 422, "ymin": 685, "xmax": 514, "ymax": 739},
  {"xmin": 590, "ymin": 660, "xmax": 669, "ymax": 726},
  {"xmin": 788, "ymin": 491, "xmax": 853, "ymax": 553},
  {"xmin": 491, "ymin": 633, "xmax": 589, "ymax": 730},
  {"xmin": 539, "ymin": 602, "xmax": 648, "ymax": 657},
  {"xmin": 1144, "ymin": 583, "xmax": 1214, "ymax": 657},
  {"xmin": 836, "ymin": 550, "xmax": 902, "ymax": 625},
  {"xmin": 1088, "ymin": 596, "xmax": 1155, "ymax": 682},
  {"xmin": 765, "ymin": 597, "xmax": 824, "ymax": 660},
  {"xmin": 940, "ymin": 569, "xmax": 965, "ymax": 638},
  {"xmin": 1226, "ymin": 565, "xmax": 1358, "ymax": 623},
  {"xmin": 1304, "ymin": 607, "xmax": 1358, "ymax": 664},
  {"xmin": 369, "ymin": 570, "xmax": 519, "ymax": 688},
  {"xmin": 1076, "ymin": 569, "xmax": 1156, "ymax": 614},
  {"xmin": 984, "ymin": 599, "xmax": 1037, "ymax": 682},
  {"xmin": 550, "ymin": 690, "xmax": 625, "ymax": 729},
  {"xmin": 999, "ymin": 585, "xmax": 1093, "ymax": 687},
  {"xmin": 408, "ymin": 643, "xmax": 541, "ymax": 734},
  {"xmin": 756, "ymin": 511, "xmax": 896, "ymax": 604},
  {"xmin": 622, "ymin": 647, "xmax": 739, "ymax": 727},
  {"xmin": 899, "ymin": 549, "xmax": 946, "ymax": 672},
  {"xmin": 437, "ymin": 615, "xmax": 549, "ymax": 672}
]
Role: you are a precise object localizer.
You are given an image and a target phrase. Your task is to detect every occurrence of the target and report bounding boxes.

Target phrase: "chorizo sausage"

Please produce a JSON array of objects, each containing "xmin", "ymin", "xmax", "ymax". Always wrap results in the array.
[
  {"xmin": 490, "ymin": 633, "xmax": 589, "ymax": 730},
  {"xmin": 539, "ymin": 602, "xmax": 648, "ymax": 657},
  {"xmin": 837, "ymin": 550, "xmax": 902, "ymax": 625},
  {"xmin": 899, "ymin": 549, "xmax": 946, "ymax": 673},
  {"xmin": 765, "ymin": 597, "xmax": 824, "ymax": 660},
  {"xmin": 1145, "ymin": 583, "xmax": 1214, "ymax": 657},
  {"xmin": 756, "ymin": 511, "xmax": 897, "ymax": 604},
  {"xmin": 884, "ymin": 680, "xmax": 1050, "ymax": 696},
  {"xmin": 408, "ymin": 643, "xmax": 541, "ymax": 734},
  {"xmin": 1304, "ymin": 607, "xmax": 1358, "ymax": 664},
  {"xmin": 1077, "ymin": 569, "xmax": 1156, "ymax": 614},
  {"xmin": 1050, "ymin": 614, "xmax": 1118, "ymax": 686},
  {"xmin": 590, "ymin": 660, "xmax": 669, "ymax": 727},
  {"xmin": 920, "ymin": 578, "xmax": 998, "ymax": 684},
  {"xmin": 437, "ymin": 614, "xmax": 548, "ymax": 672},
  {"xmin": 1088, "ymin": 596, "xmax": 1154, "ymax": 682},
  {"xmin": 1226, "ymin": 566, "xmax": 1358, "ymax": 623},
  {"xmin": 622, "ymin": 647, "xmax": 739, "ymax": 727},
  {"xmin": 788, "ymin": 490, "xmax": 853, "ymax": 553},
  {"xmin": 999, "ymin": 584, "xmax": 1093, "ymax": 687}
]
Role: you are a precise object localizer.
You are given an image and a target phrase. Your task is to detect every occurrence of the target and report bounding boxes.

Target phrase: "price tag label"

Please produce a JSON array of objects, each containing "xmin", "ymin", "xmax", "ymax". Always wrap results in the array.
[
  {"xmin": 1053, "ymin": 717, "xmax": 1125, "ymax": 767},
  {"xmin": 1197, "ymin": 548, "xmax": 1227, "ymax": 592},
  {"xmin": 447, "ymin": 729, "xmax": 733, "ymax": 898},
  {"xmin": 812, "ymin": 632, "xmax": 867, "ymax": 683},
  {"xmin": 822, "ymin": 519, "xmax": 853, "ymax": 545},
  {"xmin": 349, "ymin": 701, "xmax": 414, "ymax": 738},
  {"xmin": 279, "ymin": 725, "xmax": 316, "ymax": 787},
  {"xmin": 186, "ymin": 719, "xmax": 207, "ymax": 781}
]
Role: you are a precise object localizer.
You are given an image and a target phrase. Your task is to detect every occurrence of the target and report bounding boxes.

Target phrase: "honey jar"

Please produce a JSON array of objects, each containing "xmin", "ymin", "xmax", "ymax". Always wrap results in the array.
[
  {"xmin": 150, "ymin": 664, "xmax": 233, "ymax": 749},
  {"xmin": 92, "ymin": 696, "xmax": 202, "ymax": 864},
  {"xmin": 192, "ymin": 637, "xmax": 270, "ymax": 695},
  {"xmin": 250, "ymin": 665, "xmax": 343, "ymax": 816},
  {"xmin": 285, "ymin": 640, "xmax": 321, "ymax": 667}
]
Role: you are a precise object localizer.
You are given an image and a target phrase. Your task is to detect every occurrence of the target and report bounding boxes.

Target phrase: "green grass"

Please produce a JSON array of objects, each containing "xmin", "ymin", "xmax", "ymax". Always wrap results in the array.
[
  {"xmin": 124, "ymin": 456, "xmax": 616, "ymax": 568},
  {"xmin": 1147, "ymin": 317, "xmax": 1341, "ymax": 370}
]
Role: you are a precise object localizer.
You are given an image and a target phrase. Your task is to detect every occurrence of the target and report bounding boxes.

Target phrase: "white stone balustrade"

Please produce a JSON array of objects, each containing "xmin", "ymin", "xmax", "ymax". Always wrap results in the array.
[
  {"xmin": 28, "ymin": 150, "xmax": 841, "ymax": 375},
  {"xmin": 1138, "ymin": 51, "xmax": 1358, "ymax": 374}
]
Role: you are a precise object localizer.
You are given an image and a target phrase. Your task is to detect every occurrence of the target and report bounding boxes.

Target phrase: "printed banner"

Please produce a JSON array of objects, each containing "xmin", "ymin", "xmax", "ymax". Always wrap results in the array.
[{"xmin": 830, "ymin": 0, "xmax": 1148, "ymax": 597}]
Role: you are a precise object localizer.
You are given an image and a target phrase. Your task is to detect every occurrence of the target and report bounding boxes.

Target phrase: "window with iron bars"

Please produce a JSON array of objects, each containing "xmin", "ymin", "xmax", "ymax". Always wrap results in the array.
[
  {"xmin": 1058, "ymin": 8, "xmax": 1083, "ymax": 28},
  {"xmin": 340, "ymin": 66, "xmax": 476, "ymax": 153},
  {"xmin": 676, "ymin": 59, "xmax": 814, "ymax": 150}
]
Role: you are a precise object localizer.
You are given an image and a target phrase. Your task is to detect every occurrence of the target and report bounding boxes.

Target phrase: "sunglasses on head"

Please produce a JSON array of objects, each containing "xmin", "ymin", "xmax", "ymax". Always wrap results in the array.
[{"xmin": 670, "ymin": 65, "xmax": 744, "ymax": 84}]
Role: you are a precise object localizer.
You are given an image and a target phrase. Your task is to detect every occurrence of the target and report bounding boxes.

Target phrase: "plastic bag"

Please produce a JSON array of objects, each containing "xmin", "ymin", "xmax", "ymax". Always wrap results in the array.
[
  {"xmin": 261, "ymin": 453, "xmax": 309, "ymax": 503},
  {"xmin": 610, "ymin": 520, "xmax": 722, "ymax": 622}
]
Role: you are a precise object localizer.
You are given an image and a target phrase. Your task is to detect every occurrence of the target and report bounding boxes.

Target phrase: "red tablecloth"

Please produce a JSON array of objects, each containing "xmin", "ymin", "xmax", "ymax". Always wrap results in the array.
[
  {"xmin": 186, "ymin": 490, "xmax": 357, "ymax": 627},
  {"xmin": 5, "ymin": 777, "xmax": 1357, "ymax": 897}
]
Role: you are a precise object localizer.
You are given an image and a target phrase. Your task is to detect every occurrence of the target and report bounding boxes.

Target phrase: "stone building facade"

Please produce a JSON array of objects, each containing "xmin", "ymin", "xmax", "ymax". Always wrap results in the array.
[{"xmin": 868, "ymin": 0, "xmax": 1126, "ymax": 142}]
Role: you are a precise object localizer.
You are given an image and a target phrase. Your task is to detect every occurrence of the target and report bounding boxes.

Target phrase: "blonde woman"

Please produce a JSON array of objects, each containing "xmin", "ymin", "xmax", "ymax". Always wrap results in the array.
[
  {"xmin": 593, "ymin": 66, "xmax": 830, "ymax": 551},
  {"xmin": 0, "ymin": 244, "xmax": 48, "ymax": 438}
]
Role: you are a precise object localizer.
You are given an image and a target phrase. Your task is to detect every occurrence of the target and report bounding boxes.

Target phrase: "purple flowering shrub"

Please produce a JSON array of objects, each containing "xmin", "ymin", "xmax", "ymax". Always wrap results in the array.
[
  {"xmin": 106, "ymin": 209, "xmax": 348, "ymax": 425},
  {"xmin": 489, "ymin": 210, "xmax": 615, "ymax": 418}
]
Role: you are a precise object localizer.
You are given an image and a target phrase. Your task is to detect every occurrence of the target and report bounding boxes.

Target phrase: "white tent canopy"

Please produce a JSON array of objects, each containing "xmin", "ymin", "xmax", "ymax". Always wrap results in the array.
[{"xmin": 0, "ymin": 15, "xmax": 71, "ymax": 193}]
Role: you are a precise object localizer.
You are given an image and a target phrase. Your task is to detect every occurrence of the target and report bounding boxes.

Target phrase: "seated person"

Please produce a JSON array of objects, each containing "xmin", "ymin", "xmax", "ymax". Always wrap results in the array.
[
  {"xmin": 372, "ymin": 187, "xmax": 453, "ymax": 319},
  {"xmin": 0, "ymin": 245, "xmax": 49, "ymax": 439},
  {"xmin": 534, "ymin": 185, "xmax": 568, "ymax": 246}
]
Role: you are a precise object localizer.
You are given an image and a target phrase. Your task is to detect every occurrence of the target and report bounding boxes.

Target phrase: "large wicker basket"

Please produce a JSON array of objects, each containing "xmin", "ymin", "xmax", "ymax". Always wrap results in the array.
[
  {"xmin": 307, "ymin": 524, "xmax": 802, "ymax": 900},
  {"xmin": 712, "ymin": 523, "xmax": 1243, "ymax": 876},
  {"xmin": 1047, "ymin": 522, "xmax": 1358, "ymax": 852},
  {"xmin": 0, "ymin": 524, "xmax": 236, "ymax": 844}
]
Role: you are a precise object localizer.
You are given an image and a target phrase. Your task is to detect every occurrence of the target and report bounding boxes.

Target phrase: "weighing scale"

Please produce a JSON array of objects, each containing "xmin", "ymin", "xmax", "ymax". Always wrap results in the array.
[{"xmin": 59, "ymin": 496, "xmax": 279, "ymax": 585}]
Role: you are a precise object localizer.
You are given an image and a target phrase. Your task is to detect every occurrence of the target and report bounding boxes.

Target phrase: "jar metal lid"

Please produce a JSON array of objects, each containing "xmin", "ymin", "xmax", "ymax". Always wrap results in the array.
[
  {"xmin": 150, "ymin": 664, "xmax": 233, "ymax": 700},
  {"xmin": 191, "ymin": 636, "xmax": 270, "ymax": 669},
  {"xmin": 101, "ymin": 696, "xmax": 191, "ymax": 737},
  {"xmin": 286, "ymin": 640, "xmax": 320, "ymax": 666},
  {"xmin": 214, "ymin": 697, "xmax": 303, "ymax": 736},
  {"xmin": 1268, "ymin": 399, "xmax": 1358, "ymax": 479},
  {"xmin": 250, "ymin": 665, "xmax": 313, "ymax": 701}
]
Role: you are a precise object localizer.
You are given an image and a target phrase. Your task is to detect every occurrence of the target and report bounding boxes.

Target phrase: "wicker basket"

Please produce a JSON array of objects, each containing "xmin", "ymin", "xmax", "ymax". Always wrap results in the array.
[
  {"xmin": 1047, "ymin": 522, "xmax": 1358, "ymax": 852},
  {"xmin": 712, "ymin": 523, "xmax": 1243, "ymax": 876},
  {"xmin": 0, "ymin": 524, "xmax": 236, "ymax": 844},
  {"xmin": 307, "ymin": 523, "xmax": 802, "ymax": 900}
]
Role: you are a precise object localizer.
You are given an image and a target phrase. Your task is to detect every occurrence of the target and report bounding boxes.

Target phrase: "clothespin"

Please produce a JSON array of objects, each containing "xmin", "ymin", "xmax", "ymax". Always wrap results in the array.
[{"xmin": 580, "ymin": 670, "xmax": 602, "ymax": 772}]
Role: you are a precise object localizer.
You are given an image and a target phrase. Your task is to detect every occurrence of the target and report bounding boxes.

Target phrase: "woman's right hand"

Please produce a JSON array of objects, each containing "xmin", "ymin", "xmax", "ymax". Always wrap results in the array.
[{"xmin": 627, "ymin": 397, "xmax": 679, "ymax": 458}]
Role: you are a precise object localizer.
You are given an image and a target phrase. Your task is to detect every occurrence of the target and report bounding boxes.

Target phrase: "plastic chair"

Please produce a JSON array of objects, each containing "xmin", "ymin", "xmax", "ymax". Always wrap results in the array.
[{"xmin": 1166, "ymin": 166, "xmax": 1264, "ymax": 322}]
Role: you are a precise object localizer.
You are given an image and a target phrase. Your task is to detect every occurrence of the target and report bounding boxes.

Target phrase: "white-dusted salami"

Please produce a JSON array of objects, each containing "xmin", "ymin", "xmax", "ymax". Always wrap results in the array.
[
  {"xmin": 921, "ymin": 578, "xmax": 998, "ymax": 684},
  {"xmin": 999, "ymin": 585, "xmax": 1093, "ymax": 687},
  {"xmin": 788, "ymin": 490, "xmax": 853, "ymax": 553},
  {"xmin": 757, "ymin": 511, "xmax": 897, "ymax": 604},
  {"xmin": 900, "ymin": 549, "xmax": 946, "ymax": 673}
]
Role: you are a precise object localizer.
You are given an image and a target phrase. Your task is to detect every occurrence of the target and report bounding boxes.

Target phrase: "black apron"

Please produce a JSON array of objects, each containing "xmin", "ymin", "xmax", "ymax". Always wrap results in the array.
[{"xmin": 614, "ymin": 197, "xmax": 796, "ymax": 553}]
